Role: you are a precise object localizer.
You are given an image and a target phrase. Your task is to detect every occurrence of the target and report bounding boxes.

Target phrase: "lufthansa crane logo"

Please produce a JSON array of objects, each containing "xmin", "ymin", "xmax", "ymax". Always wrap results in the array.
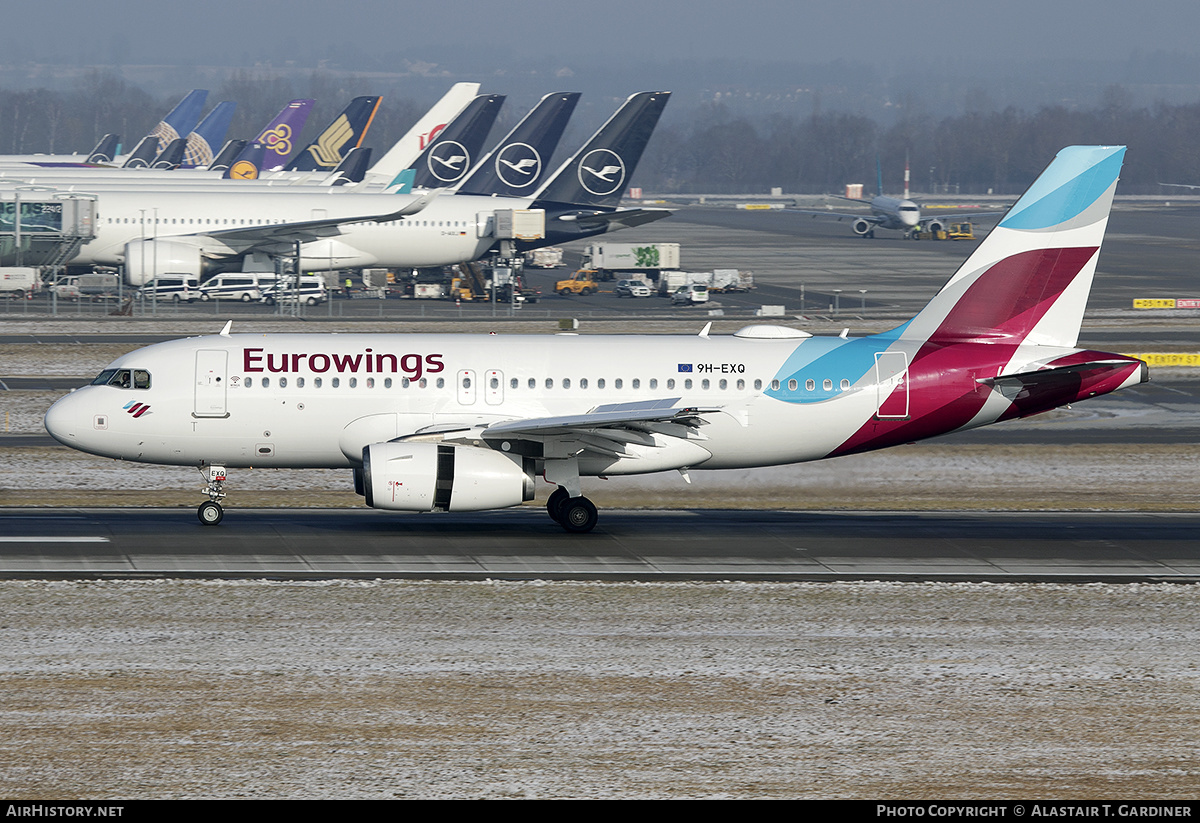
[
  {"xmin": 427, "ymin": 140, "xmax": 470, "ymax": 183},
  {"xmin": 229, "ymin": 160, "xmax": 259, "ymax": 179},
  {"xmin": 495, "ymin": 142, "xmax": 542, "ymax": 189},
  {"xmin": 577, "ymin": 149, "xmax": 625, "ymax": 197}
]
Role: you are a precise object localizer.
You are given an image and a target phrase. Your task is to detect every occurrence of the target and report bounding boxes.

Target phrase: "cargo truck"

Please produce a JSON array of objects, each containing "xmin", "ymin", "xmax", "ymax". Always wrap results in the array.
[{"xmin": 580, "ymin": 243, "xmax": 680, "ymax": 281}]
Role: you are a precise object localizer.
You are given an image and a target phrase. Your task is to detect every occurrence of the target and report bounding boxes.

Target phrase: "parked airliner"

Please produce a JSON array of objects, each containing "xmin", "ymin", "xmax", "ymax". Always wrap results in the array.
[{"xmin": 44, "ymin": 146, "xmax": 1146, "ymax": 533}]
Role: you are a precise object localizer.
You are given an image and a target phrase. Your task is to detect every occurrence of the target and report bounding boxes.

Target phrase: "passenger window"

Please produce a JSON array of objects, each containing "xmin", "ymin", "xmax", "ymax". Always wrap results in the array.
[
  {"xmin": 702, "ymin": 379, "xmax": 710, "ymax": 390},
  {"xmin": 279, "ymin": 377, "xmax": 288, "ymax": 388},
  {"xmin": 436, "ymin": 378, "xmax": 445, "ymax": 389},
  {"xmin": 719, "ymin": 379, "xmax": 727, "ymax": 390},
  {"xmin": 650, "ymin": 378, "xmax": 658, "ymax": 389},
  {"xmin": 563, "ymin": 378, "xmax": 571, "ymax": 389},
  {"xmin": 823, "ymin": 379, "xmax": 832, "ymax": 391},
  {"xmin": 840, "ymin": 379, "xmax": 850, "ymax": 390},
  {"xmin": 297, "ymin": 378, "xmax": 305, "ymax": 388},
  {"xmin": 579, "ymin": 378, "xmax": 588, "ymax": 389},
  {"xmin": 614, "ymin": 379, "xmax": 623, "ymax": 389},
  {"xmin": 771, "ymin": 380, "xmax": 780, "ymax": 390},
  {"xmin": 753, "ymin": 379, "xmax": 761, "ymax": 390},
  {"xmin": 510, "ymin": 378, "xmax": 518, "ymax": 389},
  {"xmin": 314, "ymin": 378, "xmax": 322, "ymax": 388},
  {"xmin": 632, "ymin": 379, "xmax": 640, "ymax": 389},
  {"xmin": 684, "ymin": 379, "xmax": 693, "ymax": 389},
  {"xmin": 667, "ymin": 379, "xmax": 675, "ymax": 390},
  {"xmin": 804, "ymin": 379, "xmax": 813, "ymax": 391},
  {"xmin": 597, "ymin": 378, "xmax": 606, "ymax": 389},
  {"xmin": 545, "ymin": 378, "xmax": 553, "ymax": 389},
  {"xmin": 367, "ymin": 378, "xmax": 375, "ymax": 388},
  {"xmin": 528, "ymin": 378, "xmax": 536, "ymax": 389},
  {"xmin": 331, "ymin": 378, "xmax": 339, "ymax": 388}
]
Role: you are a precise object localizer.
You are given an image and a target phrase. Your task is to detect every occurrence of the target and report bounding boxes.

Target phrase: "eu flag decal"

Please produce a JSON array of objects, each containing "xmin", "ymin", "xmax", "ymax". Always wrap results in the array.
[{"xmin": 677, "ymin": 364, "xmax": 693, "ymax": 372}]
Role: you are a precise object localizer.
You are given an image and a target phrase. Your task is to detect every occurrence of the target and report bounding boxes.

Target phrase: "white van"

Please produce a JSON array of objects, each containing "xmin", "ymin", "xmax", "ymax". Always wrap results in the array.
[
  {"xmin": 136, "ymin": 275, "xmax": 200, "ymax": 303},
  {"xmin": 672, "ymin": 283, "xmax": 709, "ymax": 305},
  {"xmin": 198, "ymin": 275, "xmax": 269, "ymax": 302},
  {"xmin": 260, "ymin": 275, "xmax": 328, "ymax": 306}
]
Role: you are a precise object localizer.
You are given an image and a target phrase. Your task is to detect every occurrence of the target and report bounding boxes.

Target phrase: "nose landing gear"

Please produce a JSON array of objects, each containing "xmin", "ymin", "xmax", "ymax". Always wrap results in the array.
[{"xmin": 198, "ymin": 465, "xmax": 227, "ymax": 526}]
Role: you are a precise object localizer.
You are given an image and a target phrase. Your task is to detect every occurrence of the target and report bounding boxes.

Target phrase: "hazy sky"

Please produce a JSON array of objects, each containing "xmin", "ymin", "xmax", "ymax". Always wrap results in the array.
[{"xmin": 12, "ymin": 0, "xmax": 1200, "ymax": 71}]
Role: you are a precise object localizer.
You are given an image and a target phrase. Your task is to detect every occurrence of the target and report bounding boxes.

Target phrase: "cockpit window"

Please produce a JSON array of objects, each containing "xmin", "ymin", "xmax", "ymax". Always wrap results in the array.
[{"xmin": 93, "ymin": 368, "xmax": 151, "ymax": 389}]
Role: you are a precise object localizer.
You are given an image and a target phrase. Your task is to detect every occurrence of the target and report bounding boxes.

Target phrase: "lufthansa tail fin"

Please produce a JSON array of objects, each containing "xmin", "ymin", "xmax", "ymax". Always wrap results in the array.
[
  {"xmin": 533, "ymin": 91, "xmax": 669, "ymax": 208},
  {"xmin": 901, "ymin": 145, "xmax": 1125, "ymax": 349},
  {"xmin": 321, "ymin": 147, "xmax": 373, "ymax": 186},
  {"xmin": 181, "ymin": 101, "xmax": 236, "ymax": 168},
  {"xmin": 85, "ymin": 134, "xmax": 120, "ymax": 165},
  {"xmin": 122, "ymin": 135, "xmax": 159, "ymax": 168},
  {"xmin": 366, "ymin": 82, "xmax": 481, "ymax": 180},
  {"xmin": 456, "ymin": 91, "xmax": 581, "ymax": 197},
  {"xmin": 406, "ymin": 94, "xmax": 504, "ymax": 189},
  {"xmin": 223, "ymin": 141, "xmax": 267, "ymax": 179},
  {"xmin": 207, "ymin": 139, "xmax": 247, "ymax": 172},
  {"xmin": 284, "ymin": 95, "xmax": 382, "ymax": 172},
  {"xmin": 151, "ymin": 137, "xmax": 187, "ymax": 169}
]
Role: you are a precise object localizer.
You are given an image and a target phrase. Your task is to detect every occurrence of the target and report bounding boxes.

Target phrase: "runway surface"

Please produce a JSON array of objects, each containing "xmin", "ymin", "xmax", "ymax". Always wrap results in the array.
[{"xmin": 3, "ymin": 507, "xmax": 1198, "ymax": 582}]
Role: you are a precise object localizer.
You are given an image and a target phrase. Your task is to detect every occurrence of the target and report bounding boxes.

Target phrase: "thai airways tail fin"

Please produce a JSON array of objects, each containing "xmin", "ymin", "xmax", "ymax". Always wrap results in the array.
[
  {"xmin": 456, "ymin": 91, "xmax": 581, "ymax": 197},
  {"xmin": 181, "ymin": 101, "xmax": 237, "ymax": 168},
  {"xmin": 366, "ymin": 82, "xmax": 481, "ymax": 180},
  {"xmin": 533, "ymin": 91, "xmax": 669, "ymax": 208},
  {"xmin": 85, "ymin": 134, "xmax": 120, "ymax": 165},
  {"xmin": 251, "ymin": 99, "xmax": 315, "ymax": 172},
  {"xmin": 406, "ymin": 94, "xmax": 504, "ymax": 189},
  {"xmin": 207, "ymin": 139, "xmax": 247, "ymax": 172},
  {"xmin": 900, "ymin": 145, "xmax": 1125, "ymax": 349},
  {"xmin": 284, "ymin": 95, "xmax": 382, "ymax": 172}
]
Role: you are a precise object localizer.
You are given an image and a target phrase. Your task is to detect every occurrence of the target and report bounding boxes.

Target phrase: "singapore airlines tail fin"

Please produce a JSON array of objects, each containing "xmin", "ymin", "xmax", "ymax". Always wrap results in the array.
[
  {"xmin": 284, "ymin": 95, "xmax": 382, "ymax": 173},
  {"xmin": 404, "ymin": 94, "xmax": 504, "ymax": 189},
  {"xmin": 180, "ymin": 101, "xmax": 237, "ymax": 168},
  {"xmin": 901, "ymin": 145, "xmax": 1125, "ymax": 350},
  {"xmin": 533, "ymin": 91, "xmax": 670, "ymax": 208},
  {"xmin": 456, "ymin": 91, "xmax": 581, "ymax": 197}
]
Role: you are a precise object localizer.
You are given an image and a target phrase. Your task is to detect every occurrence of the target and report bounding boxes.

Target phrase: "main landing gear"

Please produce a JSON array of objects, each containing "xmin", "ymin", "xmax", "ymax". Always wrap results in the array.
[
  {"xmin": 546, "ymin": 486, "xmax": 598, "ymax": 533},
  {"xmin": 197, "ymin": 465, "xmax": 227, "ymax": 526}
]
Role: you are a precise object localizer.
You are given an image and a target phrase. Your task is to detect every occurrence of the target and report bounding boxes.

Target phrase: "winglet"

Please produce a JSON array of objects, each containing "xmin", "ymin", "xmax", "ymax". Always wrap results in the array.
[
  {"xmin": 698, "ymin": 322, "xmax": 712, "ymax": 339},
  {"xmin": 381, "ymin": 188, "xmax": 441, "ymax": 221},
  {"xmin": 219, "ymin": 320, "xmax": 232, "ymax": 337}
]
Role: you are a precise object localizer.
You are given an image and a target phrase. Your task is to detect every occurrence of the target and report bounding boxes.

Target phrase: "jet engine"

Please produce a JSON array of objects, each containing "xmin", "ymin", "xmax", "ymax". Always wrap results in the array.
[
  {"xmin": 362, "ymin": 441, "xmax": 535, "ymax": 512},
  {"xmin": 924, "ymin": 219, "xmax": 945, "ymax": 236},
  {"xmin": 124, "ymin": 239, "xmax": 204, "ymax": 285},
  {"xmin": 852, "ymin": 218, "xmax": 874, "ymax": 236}
]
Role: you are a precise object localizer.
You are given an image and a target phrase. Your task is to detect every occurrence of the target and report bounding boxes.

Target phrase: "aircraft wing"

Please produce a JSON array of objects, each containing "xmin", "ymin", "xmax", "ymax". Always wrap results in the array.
[
  {"xmin": 785, "ymin": 207, "xmax": 886, "ymax": 224},
  {"xmin": 198, "ymin": 189, "xmax": 438, "ymax": 251},
  {"xmin": 557, "ymin": 207, "xmax": 673, "ymax": 230},
  {"xmin": 483, "ymin": 399, "xmax": 715, "ymax": 438}
]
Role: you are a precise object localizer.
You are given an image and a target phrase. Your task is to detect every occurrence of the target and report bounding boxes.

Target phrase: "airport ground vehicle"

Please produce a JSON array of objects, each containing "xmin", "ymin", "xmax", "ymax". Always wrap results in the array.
[
  {"xmin": 260, "ymin": 276, "xmax": 328, "ymax": 306},
  {"xmin": 581, "ymin": 243, "xmax": 680, "ymax": 281},
  {"xmin": 672, "ymin": 283, "xmax": 709, "ymax": 305},
  {"xmin": 524, "ymin": 248, "xmax": 563, "ymax": 268},
  {"xmin": 614, "ymin": 278, "xmax": 653, "ymax": 297},
  {"xmin": 555, "ymin": 270, "xmax": 599, "ymax": 295},
  {"xmin": 136, "ymin": 275, "xmax": 200, "ymax": 303},
  {"xmin": 0, "ymin": 267, "xmax": 39, "ymax": 298},
  {"xmin": 199, "ymin": 275, "xmax": 273, "ymax": 302}
]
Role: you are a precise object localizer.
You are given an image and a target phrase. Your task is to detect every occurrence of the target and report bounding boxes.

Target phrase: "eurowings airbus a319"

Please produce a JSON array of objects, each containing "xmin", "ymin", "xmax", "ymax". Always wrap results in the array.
[{"xmin": 44, "ymin": 146, "xmax": 1146, "ymax": 533}]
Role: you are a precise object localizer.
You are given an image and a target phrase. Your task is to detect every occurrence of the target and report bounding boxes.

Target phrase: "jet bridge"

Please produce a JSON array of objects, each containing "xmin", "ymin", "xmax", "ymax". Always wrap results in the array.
[{"xmin": 0, "ymin": 191, "xmax": 97, "ymax": 272}]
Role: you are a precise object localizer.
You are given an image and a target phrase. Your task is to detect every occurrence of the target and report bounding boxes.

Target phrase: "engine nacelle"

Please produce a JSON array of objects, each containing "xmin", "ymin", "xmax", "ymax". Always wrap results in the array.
[
  {"xmin": 124, "ymin": 239, "xmax": 204, "ymax": 285},
  {"xmin": 362, "ymin": 441, "xmax": 534, "ymax": 512},
  {"xmin": 852, "ymin": 218, "xmax": 873, "ymax": 236},
  {"xmin": 924, "ymin": 220, "xmax": 944, "ymax": 235}
]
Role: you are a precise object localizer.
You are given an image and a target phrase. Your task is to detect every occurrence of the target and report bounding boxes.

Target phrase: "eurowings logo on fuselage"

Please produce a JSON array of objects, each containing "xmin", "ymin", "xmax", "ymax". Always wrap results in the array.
[
  {"xmin": 578, "ymin": 148, "xmax": 626, "ymax": 196},
  {"xmin": 123, "ymin": 401, "xmax": 151, "ymax": 418}
]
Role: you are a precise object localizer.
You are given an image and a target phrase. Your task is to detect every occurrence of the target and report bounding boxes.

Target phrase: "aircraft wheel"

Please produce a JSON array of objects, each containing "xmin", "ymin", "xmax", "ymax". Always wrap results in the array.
[
  {"xmin": 198, "ymin": 501, "xmax": 224, "ymax": 526},
  {"xmin": 547, "ymin": 487, "xmax": 570, "ymax": 523},
  {"xmin": 559, "ymin": 496, "xmax": 598, "ymax": 534}
]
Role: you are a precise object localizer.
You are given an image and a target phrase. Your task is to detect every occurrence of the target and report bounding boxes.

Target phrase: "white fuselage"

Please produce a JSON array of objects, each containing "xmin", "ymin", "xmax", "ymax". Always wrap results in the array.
[{"xmin": 870, "ymin": 195, "xmax": 921, "ymax": 231}]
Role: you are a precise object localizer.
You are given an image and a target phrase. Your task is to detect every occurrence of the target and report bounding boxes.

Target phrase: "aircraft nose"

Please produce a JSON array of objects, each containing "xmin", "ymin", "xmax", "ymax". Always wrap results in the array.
[{"xmin": 44, "ymin": 392, "xmax": 81, "ymax": 446}]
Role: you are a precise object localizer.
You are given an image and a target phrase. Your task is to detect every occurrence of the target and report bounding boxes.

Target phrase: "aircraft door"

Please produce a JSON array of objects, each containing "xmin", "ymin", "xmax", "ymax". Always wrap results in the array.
[
  {"xmin": 485, "ymin": 369, "xmax": 504, "ymax": 406},
  {"xmin": 874, "ymin": 351, "xmax": 909, "ymax": 419},
  {"xmin": 194, "ymin": 350, "xmax": 229, "ymax": 418},
  {"xmin": 457, "ymin": 369, "xmax": 477, "ymax": 405}
]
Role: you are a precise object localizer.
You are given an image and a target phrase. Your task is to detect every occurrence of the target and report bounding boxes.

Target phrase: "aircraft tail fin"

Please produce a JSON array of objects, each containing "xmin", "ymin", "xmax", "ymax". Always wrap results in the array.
[
  {"xmin": 223, "ymin": 141, "xmax": 267, "ymax": 179},
  {"xmin": 533, "ymin": 91, "xmax": 669, "ymax": 208},
  {"xmin": 252, "ymin": 99, "xmax": 315, "ymax": 173},
  {"xmin": 407, "ymin": 94, "xmax": 504, "ymax": 189},
  {"xmin": 150, "ymin": 89, "xmax": 208, "ymax": 149},
  {"xmin": 366, "ymin": 82, "xmax": 481, "ymax": 180},
  {"xmin": 457, "ymin": 91, "xmax": 581, "ymax": 197},
  {"xmin": 284, "ymin": 95, "xmax": 382, "ymax": 172},
  {"xmin": 901, "ymin": 145, "xmax": 1125, "ymax": 349},
  {"xmin": 151, "ymin": 137, "xmax": 187, "ymax": 169},
  {"xmin": 321, "ymin": 147, "xmax": 373, "ymax": 186},
  {"xmin": 85, "ymin": 134, "xmax": 120, "ymax": 165},
  {"xmin": 207, "ymin": 139, "xmax": 247, "ymax": 172},
  {"xmin": 181, "ymin": 101, "xmax": 236, "ymax": 168},
  {"xmin": 122, "ymin": 135, "xmax": 158, "ymax": 168}
]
